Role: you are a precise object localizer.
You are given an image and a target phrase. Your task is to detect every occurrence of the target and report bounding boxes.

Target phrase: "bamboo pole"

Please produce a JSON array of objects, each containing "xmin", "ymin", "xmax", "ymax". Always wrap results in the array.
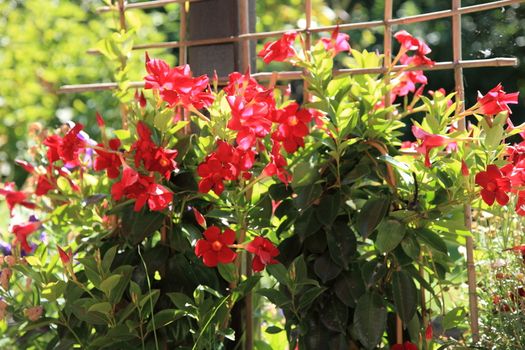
[
  {"xmin": 303, "ymin": 0, "xmax": 312, "ymax": 102},
  {"xmin": 452, "ymin": 0, "xmax": 480, "ymax": 343},
  {"xmin": 87, "ymin": 0, "xmax": 525, "ymax": 54},
  {"xmin": 96, "ymin": 0, "xmax": 204, "ymax": 13},
  {"xmin": 238, "ymin": 1, "xmax": 253, "ymax": 348},
  {"xmin": 58, "ymin": 57, "xmax": 518, "ymax": 94},
  {"xmin": 383, "ymin": 0, "xmax": 393, "ymax": 110},
  {"xmin": 179, "ymin": 2, "xmax": 190, "ymax": 134}
]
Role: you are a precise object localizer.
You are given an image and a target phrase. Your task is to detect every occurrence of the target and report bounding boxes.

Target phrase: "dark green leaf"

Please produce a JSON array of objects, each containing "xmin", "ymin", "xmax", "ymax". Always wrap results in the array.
[
  {"xmin": 326, "ymin": 220, "xmax": 356, "ymax": 269},
  {"xmin": 375, "ymin": 219, "xmax": 406, "ymax": 253},
  {"xmin": 353, "ymin": 293, "xmax": 387, "ymax": 350},
  {"xmin": 316, "ymin": 193, "xmax": 341, "ymax": 226},
  {"xmin": 257, "ymin": 288, "xmax": 291, "ymax": 308},
  {"xmin": 314, "ymin": 253, "xmax": 342, "ymax": 283},
  {"xmin": 356, "ymin": 197, "xmax": 390, "ymax": 237},
  {"xmin": 392, "ymin": 270, "xmax": 418, "ymax": 324},
  {"xmin": 416, "ymin": 228, "xmax": 448, "ymax": 254},
  {"xmin": 266, "ymin": 263, "xmax": 289, "ymax": 286},
  {"xmin": 298, "ymin": 286, "xmax": 327, "ymax": 313},
  {"xmin": 217, "ymin": 263, "xmax": 237, "ymax": 283},
  {"xmin": 265, "ymin": 326, "xmax": 284, "ymax": 334}
]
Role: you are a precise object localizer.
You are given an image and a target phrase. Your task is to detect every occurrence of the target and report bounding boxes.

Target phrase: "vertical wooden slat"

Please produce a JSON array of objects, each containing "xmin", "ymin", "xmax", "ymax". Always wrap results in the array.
[
  {"xmin": 383, "ymin": 0, "xmax": 393, "ymax": 110},
  {"xmin": 179, "ymin": 2, "xmax": 188, "ymax": 65},
  {"xmin": 238, "ymin": 2, "xmax": 253, "ymax": 348},
  {"xmin": 239, "ymin": 0, "xmax": 251, "ymax": 72},
  {"xmin": 117, "ymin": 0, "xmax": 128, "ymax": 130},
  {"xmin": 303, "ymin": 0, "xmax": 312, "ymax": 102},
  {"xmin": 452, "ymin": 0, "xmax": 479, "ymax": 343}
]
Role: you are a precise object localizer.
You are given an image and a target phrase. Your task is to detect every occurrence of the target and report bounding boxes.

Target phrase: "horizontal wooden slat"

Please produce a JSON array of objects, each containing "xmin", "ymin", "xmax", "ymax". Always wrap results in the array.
[{"xmin": 58, "ymin": 57, "xmax": 518, "ymax": 93}]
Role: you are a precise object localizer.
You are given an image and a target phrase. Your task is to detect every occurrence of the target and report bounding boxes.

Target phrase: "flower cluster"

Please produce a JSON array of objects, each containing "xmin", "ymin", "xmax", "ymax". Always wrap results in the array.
[
  {"xmin": 144, "ymin": 53, "xmax": 214, "ymax": 110},
  {"xmin": 194, "ymin": 225, "xmax": 279, "ymax": 272},
  {"xmin": 196, "ymin": 69, "xmax": 317, "ymax": 195}
]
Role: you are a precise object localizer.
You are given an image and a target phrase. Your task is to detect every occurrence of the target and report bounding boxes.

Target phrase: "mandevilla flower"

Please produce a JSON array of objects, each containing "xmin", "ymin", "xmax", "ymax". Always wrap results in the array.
[
  {"xmin": 0, "ymin": 182, "xmax": 35, "ymax": 217},
  {"xmin": 263, "ymin": 142, "xmax": 292, "ymax": 184},
  {"xmin": 320, "ymin": 27, "xmax": 351, "ymax": 55},
  {"xmin": 271, "ymin": 103, "xmax": 314, "ymax": 154},
  {"xmin": 144, "ymin": 53, "xmax": 214, "ymax": 110},
  {"xmin": 258, "ymin": 32, "xmax": 297, "ymax": 64},
  {"xmin": 394, "ymin": 30, "xmax": 434, "ymax": 67},
  {"xmin": 111, "ymin": 166, "xmax": 173, "ymax": 212},
  {"xmin": 94, "ymin": 138, "xmax": 122, "ymax": 179},
  {"xmin": 11, "ymin": 221, "xmax": 41, "ymax": 254},
  {"xmin": 195, "ymin": 226, "xmax": 237, "ymax": 267},
  {"xmin": 57, "ymin": 245, "xmax": 73, "ymax": 265},
  {"xmin": 475, "ymin": 164, "xmax": 511, "ymax": 206},
  {"xmin": 43, "ymin": 123, "xmax": 86, "ymax": 166},
  {"xmin": 391, "ymin": 341, "xmax": 418, "ymax": 350},
  {"xmin": 132, "ymin": 122, "xmax": 178, "ymax": 179},
  {"xmin": 476, "ymin": 83, "xmax": 519, "ymax": 116},
  {"xmin": 412, "ymin": 126, "xmax": 453, "ymax": 167},
  {"xmin": 192, "ymin": 207, "xmax": 207, "ymax": 229},
  {"xmin": 246, "ymin": 236, "xmax": 279, "ymax": 272},
  {"xmin": 197, "ymin": 141, "xmax": 254, "ymax": 195}
]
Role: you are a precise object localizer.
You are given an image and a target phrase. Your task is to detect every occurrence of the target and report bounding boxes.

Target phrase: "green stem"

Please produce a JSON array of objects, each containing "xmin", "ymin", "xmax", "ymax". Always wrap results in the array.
[{"xmin": 137, "ymin": 245, "xmax": 159, "ymax": 350}]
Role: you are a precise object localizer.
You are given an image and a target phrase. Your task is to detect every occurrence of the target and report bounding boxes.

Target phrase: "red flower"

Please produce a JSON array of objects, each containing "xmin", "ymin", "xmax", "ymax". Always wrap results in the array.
[
  {"xmin": 132, "ymin": 122, "xmax": 178, "ymax": 179},
  {"xmin": 134, "ymin": 89, "xmax": 147, "ymax": 108},
  {"xmin": 425, "ymin": 324, "xmax": 433, "ymax": 340},
  {"xmin": 476, "ymin": 83, "xmax": 519, "ymax": 116},
  {"xmin": 263, "ymin": 142, "xmax": 292, "ymax": 184},
  {"xmin": 35, "ymin": 174, "xmax": 56, "ymax": 196},
  {"xmin": 246, "ymin": 236, "xmax": 279, "ymax": 272},
  {"xmin": 57, "ymin": 245, "xmax": 73, "ymax": 265},
  {"xmin": 197, "ymin": 141, "xmax": 254, "ymax": 195},
  {"xmin": 111, "ymin": 167, "xmax": 173, "ymax": 212},
  {"xmin": 394, "ymin": 31, "xmax": 434, "ymax": 67},
  {"xmin": 271, "ymin": 103, "xmax": 313, "ymax": 154},
  {"xmin": 320, "ymin": 27, "xmax": 351, "ymax": 55},
  {"xmin": 227, "ymin": 95, "xmax": 273, "ymax": 150},
  {"xmin": 258, "ymin": 32, "xmax": 297, "ymax": 64},
  {"xmin": 461, "ymin": 160, "xmax": 470, "ymax": 176},
  {"xmin": 94, "ymin": 138, "xmax": 122, "ymax": 179},
  {"xmin": 475, "ymin": 164, "xmax": 511, "ymax": 206},
  {"xmin": 195, "ymin": 226, "xmax": 237, "ymax": 267},
  {"xmin": 412, "ymin": 126, "xmax": 453, "ymax": 167},
  {"xmin": 144, "ymin": 53, "xmax": 214, "ymax": 110},
  {"xmin": 0, "ymin": 183, "xmax": 35, "ymax": 217},
  {"xmin": 391, "ymin": 342, "xmax": 418, "ymax": 350},
  {"xmin": 508, "ymin": 245, "xmax": 525, "ymax": 261},
  {"xmin": 192, "ymin": 207, "xmax": 207, "ymax": 229},
  {"xmin": 11, "ymin": 221, "xmax": 40, "ymax": 254},
  {"xmin": 43, "ymin": 123, "xmax": 86, "ymax": 166}
]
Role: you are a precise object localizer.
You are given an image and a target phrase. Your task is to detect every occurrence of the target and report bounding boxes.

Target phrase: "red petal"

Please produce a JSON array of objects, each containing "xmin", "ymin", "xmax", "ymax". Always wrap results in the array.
[
  {"xmin": 204, "ymin": 226, "xmax": 220, "ymax": 242},
  {"xmin": 252, "ymin": 256, "xmax": 265, "ymax": 272},
  {"xmin": 202, "ymin": 251, "xmax": 218, "ymax": 267},
  {"xmin": 220, "ymin": 228, "xmax": 236, "ymax": 245},
  {"xmin": 195, "ymin": 239, "xmax": 211, "ymax": 257},
  {"xmin": 480, "ymin": 189, "xmax": 496, "ymax": 206},
  {"xmin": 217, "ymin": 248, "xmax": 237, "ymax": 264},
  {"xmin": 495, "ymin": 191, "xmax": 510, "ymax": 206}
]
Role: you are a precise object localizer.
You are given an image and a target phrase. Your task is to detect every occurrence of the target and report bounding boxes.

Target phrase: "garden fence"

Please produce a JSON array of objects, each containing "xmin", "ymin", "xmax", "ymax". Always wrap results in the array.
[{"xmin": 58, "ymin": 0, "xmax": 525, "ymax": 346}]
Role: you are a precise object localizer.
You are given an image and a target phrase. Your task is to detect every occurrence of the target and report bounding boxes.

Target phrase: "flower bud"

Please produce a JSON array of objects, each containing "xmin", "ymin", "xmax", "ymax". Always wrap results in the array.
[{"xmin": 24, "ymin": 306, "xmax": 43, "ymax": 321}]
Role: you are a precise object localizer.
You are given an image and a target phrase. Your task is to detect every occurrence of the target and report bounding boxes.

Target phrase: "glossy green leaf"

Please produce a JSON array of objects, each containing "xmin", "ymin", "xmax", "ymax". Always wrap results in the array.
[
  {"xmin": 356, "ymin": 197, "xmax": 390, "ymax": 237},
  {"xmin": 392, "ymin": 270, "xmax": 418, "ymax": 324},
  {"xmin": 353, "ymin": 293, "xmax": 387, "ymax": 350},
  {"xmin": 375, "ymin": 218, "xmax": 406, "ymax": 253}
]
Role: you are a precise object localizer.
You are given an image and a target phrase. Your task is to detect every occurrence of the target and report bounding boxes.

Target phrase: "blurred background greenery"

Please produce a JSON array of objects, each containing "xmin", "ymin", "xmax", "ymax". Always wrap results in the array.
[{"xmin": 1, "ymin": 0, "xmax": 523, "ymax": 182}]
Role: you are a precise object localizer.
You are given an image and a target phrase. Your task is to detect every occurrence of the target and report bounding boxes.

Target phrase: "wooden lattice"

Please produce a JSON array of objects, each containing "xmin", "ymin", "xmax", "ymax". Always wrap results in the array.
[{"xmin": 58, "ymin": 0, "xmax": 525, "ymax": 346}]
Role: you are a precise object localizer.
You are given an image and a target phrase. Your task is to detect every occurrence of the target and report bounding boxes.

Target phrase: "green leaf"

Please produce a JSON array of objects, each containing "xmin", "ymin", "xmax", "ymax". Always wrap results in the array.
[
  {"xmin": 217, "ymin": 263, "xmax": 237, "ymax": 283},
  {"xmin": 375, "ymin": 218, "xmax": 406, "ymax": 253},
  {"xmin": 356, "ymin": 197, "xmax": 390, "ymax": 237},
  {"xmin": 293, "ymin": 184, "xmax": 322, "ymax": 210},
  {"xmin": 401, "ymin": 235, "xmax": 420, "ymax": 260},
  {"xmin": 167, "ymin": 292, "xmax": 193, "ymax": 309},
  {"xmin": 316, "ymin": 192, "xmax": 341, "ymax": 226},
  {"xmin": 353, "ymin": 293, "xmax": 387, "ymax": 350},
  {"xmin": 265, "ymin": 326, "xmax": 283, "ymax": 334},
  {"xmin": 266, "ymin": 263, "xmax": 289, "ymax": 286},
  {"xmin": 416, "ymin": 228, "xmax": 448, "ymax": 254},
  {"xmin": 100, "ymin": 275, "xmax": 123, "ymax": 299},
  {"xmin": 298, "ymin": 286, "xmax": 327, "ymax": 313},
  {"xmin": 443, "ymin": 306, "xmax": 467, "ymax": 330},
  {"xmin": 392, "ymin": 270, "xmax": 418, "ymax": 324},
  {"xmin": 294, "ymin": 207, "xmax": 322, "ymax": 238},
  {"xmin": 257, "ymin": 288, "xmax": 291, "ymax": 308},
  {"xmin": 102, "ymin": 245, "xmax": 118, "ymax": 272},
  {"xmin": 146, "ymin": 309, "xmax": 185, "ymax": 333},
  {"xmin": 326, "ymin": 220, "xmax": 357, "ymax": 269},
  {"xmin": 314, "ymin": 253, "xmax": 342, "ymax": 283},
  {"xmin": 88, "ymin": 302, "xmax": 112, "ymax": 316}
]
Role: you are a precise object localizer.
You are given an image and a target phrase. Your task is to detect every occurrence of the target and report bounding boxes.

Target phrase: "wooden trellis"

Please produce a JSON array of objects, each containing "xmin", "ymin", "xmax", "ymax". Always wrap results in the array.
[{"xmin": 58, "ymin": 0, "xmax": 525, "ymax": 346}]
